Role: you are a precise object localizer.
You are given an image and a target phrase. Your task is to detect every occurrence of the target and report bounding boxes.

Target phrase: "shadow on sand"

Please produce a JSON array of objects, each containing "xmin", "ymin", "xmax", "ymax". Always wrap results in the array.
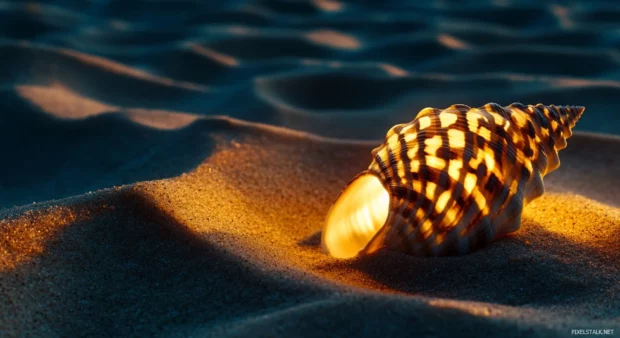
[
  {"xmin": 0, "ymin": 189, "xmax": 327, "ymax": 336},
  {"xmin": 0, "ymin": 93, "xmax": 215, "ymax": 209},
  {"xmin": 302, "ymin": 220, "xmax": 619, "ymax": 310}
]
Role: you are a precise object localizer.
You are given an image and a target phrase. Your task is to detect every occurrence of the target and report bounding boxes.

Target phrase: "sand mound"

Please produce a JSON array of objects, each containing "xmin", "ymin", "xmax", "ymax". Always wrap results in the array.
[{"xmin": 1, "ymin": 122, "xmax": 618, "ymax": 336}]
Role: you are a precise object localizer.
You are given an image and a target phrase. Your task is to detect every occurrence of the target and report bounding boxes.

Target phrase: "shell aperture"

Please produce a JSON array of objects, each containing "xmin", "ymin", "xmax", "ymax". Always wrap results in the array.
[
  {"xmin": 322, "ymin": 172, "xmax": 390, "ymax": 259},
  {"xmin": 322, "ymin": 103, "xmax": 585, "ymax": 258}
]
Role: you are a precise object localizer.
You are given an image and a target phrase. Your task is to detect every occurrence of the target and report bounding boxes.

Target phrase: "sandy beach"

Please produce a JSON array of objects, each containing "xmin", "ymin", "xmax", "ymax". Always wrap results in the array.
[{"xmin": 0, "ymin": 0, "xmax": 619, "ymax": 337}]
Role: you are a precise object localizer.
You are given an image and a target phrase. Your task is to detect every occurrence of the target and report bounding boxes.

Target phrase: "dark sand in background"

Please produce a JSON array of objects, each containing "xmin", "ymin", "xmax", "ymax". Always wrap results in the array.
[{"xmin": 0, "ymin": 0, "xmax": 619, "ymax": 337}]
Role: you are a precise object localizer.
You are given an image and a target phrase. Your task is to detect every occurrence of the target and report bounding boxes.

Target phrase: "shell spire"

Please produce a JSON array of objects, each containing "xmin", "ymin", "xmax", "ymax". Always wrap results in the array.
[
  {"xmin": 322, "ymin": 103, "xmax": 585, "ymax": 259},
  {"xmin": 504, "ymin": 103, "xmax": 584, "ymax": 174}
]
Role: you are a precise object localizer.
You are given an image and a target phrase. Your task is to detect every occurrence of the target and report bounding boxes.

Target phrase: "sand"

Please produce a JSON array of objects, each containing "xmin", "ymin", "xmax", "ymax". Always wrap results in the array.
[{"xmin": 1, "ymin": 1, "xmax": 619, "ymax": 337}]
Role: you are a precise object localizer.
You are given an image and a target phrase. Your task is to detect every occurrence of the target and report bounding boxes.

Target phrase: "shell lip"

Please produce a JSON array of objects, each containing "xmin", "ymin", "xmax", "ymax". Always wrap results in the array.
[{"xmin": 321, "ymin": 170, "xmax": 394, "ymax": 259}]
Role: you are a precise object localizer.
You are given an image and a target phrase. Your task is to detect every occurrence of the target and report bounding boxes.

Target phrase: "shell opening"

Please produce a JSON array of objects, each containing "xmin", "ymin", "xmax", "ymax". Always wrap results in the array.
[{"xmin": 321, "ymin": 172, "xmax": 390, "ymax": 259}]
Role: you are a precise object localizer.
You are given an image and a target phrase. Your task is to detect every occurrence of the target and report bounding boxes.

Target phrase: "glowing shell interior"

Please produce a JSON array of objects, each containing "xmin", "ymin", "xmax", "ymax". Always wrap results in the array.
[{"xmin": 322, "ymin": 103, "xmax": 585, "ymax": 259}]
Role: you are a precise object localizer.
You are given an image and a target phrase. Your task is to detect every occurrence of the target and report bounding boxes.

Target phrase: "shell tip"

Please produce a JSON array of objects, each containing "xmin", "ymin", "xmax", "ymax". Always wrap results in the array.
[
  {"xmin": 568, "ymin": 105, "xmax": 586, "ymax": 127},
  {"xmin": 569, "ymin": 105, "xmax": 585, "ymax": 118},
  {"xmin": 576, "ymin": 105, "xmax": 586, "ymax": 117}
]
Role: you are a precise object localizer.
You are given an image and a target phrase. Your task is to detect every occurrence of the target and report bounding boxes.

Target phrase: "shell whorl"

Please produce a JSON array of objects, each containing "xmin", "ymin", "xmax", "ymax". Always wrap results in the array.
[{"xmin": 322, "ymin": 103, "xmax": 584, "ymax": 258}]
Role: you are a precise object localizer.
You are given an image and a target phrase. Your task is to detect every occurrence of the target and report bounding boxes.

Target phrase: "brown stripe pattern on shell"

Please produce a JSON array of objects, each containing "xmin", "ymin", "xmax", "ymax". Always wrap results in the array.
[{"xmin": 361, "ymin": 103, "xmax": 585, "ymax": 256}]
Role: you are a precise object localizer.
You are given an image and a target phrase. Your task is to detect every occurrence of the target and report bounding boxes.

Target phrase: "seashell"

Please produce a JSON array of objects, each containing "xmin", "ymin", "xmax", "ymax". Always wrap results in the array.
[{"xmin": 322, "ymin": 103, "xmax": 585, "ymax": 259}]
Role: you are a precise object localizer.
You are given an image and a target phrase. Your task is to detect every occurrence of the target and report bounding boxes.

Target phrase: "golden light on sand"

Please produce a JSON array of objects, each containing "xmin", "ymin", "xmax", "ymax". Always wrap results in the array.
[
  {"xmin": 126, "ymin": 109, "xmax": 200, "ymax": 130},
  {"xmin": 0, "ymin": 206, "xmax": 93, "ymax": 271},
  {"xmin": 437, "ymin": 34, "xmax": 470, "ymax": 50},
  {"xmin": 17, "ymin": 83, "xmax": 115, "ymax": 119},
  {"xmin": 322, "ymin": 172, "xmax": 390, "ymax": 259},
  {"xmin": 305, "ymin": 30, "xmax": 361, "ymax": 50},
  {"xmin": 312, "ymin": 0, "xmax": 343, "ymax": 12},
  {"xmin": 17, "ymin": 83, "xmax": 201, "ymax": 130},
  {"xmin": 189, "ymin": 44, "xmax": 240, "ymax": 67},
  {"xmin": 551, "ymin": 5, "xmax": 574, "ymax": 29},
  {"xmin": 379, "ymin": 63, "xmax": 409, "ymax": 77}
]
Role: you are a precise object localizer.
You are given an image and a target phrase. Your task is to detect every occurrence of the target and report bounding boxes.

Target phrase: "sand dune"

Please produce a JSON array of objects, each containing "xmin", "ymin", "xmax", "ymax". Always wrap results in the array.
[
  {"xmin": 0, "ymin": 0, "xmax": 619, "ymax": 336},
  {"xmin": 1, "ymin": 121, "xmax": 618, "ymax": 336}
]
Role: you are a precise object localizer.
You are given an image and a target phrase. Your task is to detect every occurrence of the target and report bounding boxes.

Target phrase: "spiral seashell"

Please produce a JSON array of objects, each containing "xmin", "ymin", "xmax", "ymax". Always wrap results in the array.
[{"xmin": 322, "ymin": 103, "xmax": 585, "ymax": 259}]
